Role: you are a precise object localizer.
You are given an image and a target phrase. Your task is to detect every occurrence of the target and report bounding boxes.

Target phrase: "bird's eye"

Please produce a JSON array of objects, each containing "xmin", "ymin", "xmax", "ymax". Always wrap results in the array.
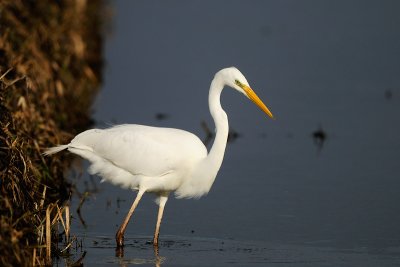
[{"xmin": 235, "ymin": 79, "xmax": 242, "ymax": 86}]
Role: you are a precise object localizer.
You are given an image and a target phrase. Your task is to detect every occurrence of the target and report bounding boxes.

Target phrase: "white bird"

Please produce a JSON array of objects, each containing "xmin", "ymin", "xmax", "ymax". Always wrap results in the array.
[{"xmin": 44, "ymin": 67, "xmax": 274, "ymax": 248}]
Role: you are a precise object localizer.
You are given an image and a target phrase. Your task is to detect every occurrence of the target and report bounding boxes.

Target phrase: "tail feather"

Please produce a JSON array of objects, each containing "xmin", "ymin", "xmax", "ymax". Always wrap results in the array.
[{"xmin": 43, "ymin": 145, "xmax": 69, "ymax": 156}]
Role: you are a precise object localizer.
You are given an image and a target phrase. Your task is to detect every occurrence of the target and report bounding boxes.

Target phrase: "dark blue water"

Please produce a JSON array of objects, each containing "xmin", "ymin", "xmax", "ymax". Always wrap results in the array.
[{"xmin": 58, "ymin": 1, "xmax": 400, "ymax": 266}]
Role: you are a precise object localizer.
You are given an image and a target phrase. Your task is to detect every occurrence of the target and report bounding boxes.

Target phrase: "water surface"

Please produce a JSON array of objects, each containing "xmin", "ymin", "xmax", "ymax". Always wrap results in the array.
[{"xmin": 58, "ymin": 1, "xmax": 400, "ymax": 266}]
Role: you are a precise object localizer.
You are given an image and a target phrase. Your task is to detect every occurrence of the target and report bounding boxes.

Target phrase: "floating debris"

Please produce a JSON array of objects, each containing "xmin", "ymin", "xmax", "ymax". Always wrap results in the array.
[
  {"xmin": 201, "ymin": 120, "xmax": 240, "ymax": 145},
  {"xmin": 155, "ymin": 112, "xmax": 169, "ymax": 121},
  {"xmin": 227, "ymin": 128, "xmax": 240, "ymax": 143},
  {"xmin": 201, "ymin": 120, "xmax": 214, "ymax": 146},
  {"xmin": 75, "ymin": 191, "xmax": 97, "ymax": 228},
  {"xmin": 116, "ymin": 197, "xmax": 126, "ymax": 209},
  {"xmin": 384, "ymin": 89, "xmax": 393, "ymax": 100},
  {"xmin": 312, "ymin": 125, "xmax": 327, "ymax": 153}
]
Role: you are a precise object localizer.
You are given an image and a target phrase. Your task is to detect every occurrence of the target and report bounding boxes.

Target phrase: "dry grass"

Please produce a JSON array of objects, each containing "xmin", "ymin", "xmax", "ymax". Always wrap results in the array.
[{"xmin": 0, "ymin": 0, "xmax": 105, "ymax": 265}]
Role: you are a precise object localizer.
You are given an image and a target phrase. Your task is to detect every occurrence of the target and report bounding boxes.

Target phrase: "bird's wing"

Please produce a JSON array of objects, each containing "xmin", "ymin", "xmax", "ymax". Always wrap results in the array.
[{"xmin": 70, "ymin": 124, "xmax": 207, "ymax": 177}]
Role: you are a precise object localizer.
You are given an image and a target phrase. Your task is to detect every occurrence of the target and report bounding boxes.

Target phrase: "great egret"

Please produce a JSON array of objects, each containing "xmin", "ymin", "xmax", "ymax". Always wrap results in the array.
[{"xmin": 44, "ymin": 67, "xmax": 274, "ymax": 247}]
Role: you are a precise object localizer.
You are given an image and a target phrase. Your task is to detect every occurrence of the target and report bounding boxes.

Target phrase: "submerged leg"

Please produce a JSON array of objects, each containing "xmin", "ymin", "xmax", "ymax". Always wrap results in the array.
[
  {"xmin": 153, "ymin": 195, "xmax": 168, "ymax": 247},
  {"xmin": 116, "ymin": 190, "xmax": 145, "ymax": 247}
]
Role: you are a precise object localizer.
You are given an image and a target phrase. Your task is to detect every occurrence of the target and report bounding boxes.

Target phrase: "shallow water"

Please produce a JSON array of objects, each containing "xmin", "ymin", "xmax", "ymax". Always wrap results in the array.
[
  {"xmin": 56, "ymin": 0, "xmax": 400, "ymax": 266},
  {"xmin": 58, "ymin": 234, "xmax": 400, "ymax": 266}
]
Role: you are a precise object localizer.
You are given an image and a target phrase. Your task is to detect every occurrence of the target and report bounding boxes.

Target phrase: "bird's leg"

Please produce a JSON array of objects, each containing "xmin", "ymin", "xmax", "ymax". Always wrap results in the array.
[
  {"xmin": 153, "ymin": 195, "xmax": 168, "ymax": 247},
  {"xmin": 116, "ymin": 190, "xmax": 145, "ymax": 247}
]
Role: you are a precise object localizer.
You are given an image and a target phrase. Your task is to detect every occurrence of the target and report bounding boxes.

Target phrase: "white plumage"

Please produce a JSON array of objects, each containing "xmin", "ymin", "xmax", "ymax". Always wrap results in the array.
[
  {"xmin": 44, "ymin": 67, "xmax": 274, "ymax": 247},
  {"xmin": 52, "ymin": 125, "xmax": 208, "ymax": 197}
]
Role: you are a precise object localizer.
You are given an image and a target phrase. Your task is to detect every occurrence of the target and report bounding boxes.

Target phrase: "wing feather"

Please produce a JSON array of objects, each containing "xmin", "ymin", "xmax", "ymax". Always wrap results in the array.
[{"xmin": 70, "ymin": 124, "xmax": 207, "ymax": 177}]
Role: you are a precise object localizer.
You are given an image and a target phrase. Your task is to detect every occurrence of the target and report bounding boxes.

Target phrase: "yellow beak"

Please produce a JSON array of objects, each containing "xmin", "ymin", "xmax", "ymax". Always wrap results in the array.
[{"xmin": 243, "ymin": 85, "xmax": 274, "ymax": 119}]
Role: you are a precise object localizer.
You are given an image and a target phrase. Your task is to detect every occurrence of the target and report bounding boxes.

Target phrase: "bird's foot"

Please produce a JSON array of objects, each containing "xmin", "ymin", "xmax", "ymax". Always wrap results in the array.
[
  {"xmin": 153, "ymin": 234, "xmax": 159, "ymax": 247},
  {"xmin": 115, "ymin": 245, "xmax": 124, "ymax": 258},
  {"xmin": 116, "ymin": 231, "xmax": 124, "ymax": 248},
  {"xmin": 153, "ymin": 238, "xmax": 159, "ymax": 255}
]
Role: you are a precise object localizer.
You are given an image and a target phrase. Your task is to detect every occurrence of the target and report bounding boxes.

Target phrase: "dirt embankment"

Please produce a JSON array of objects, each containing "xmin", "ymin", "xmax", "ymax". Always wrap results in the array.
[{"xmin": 0, "ymin": 1, "xmax": 104, "ymax": 265}]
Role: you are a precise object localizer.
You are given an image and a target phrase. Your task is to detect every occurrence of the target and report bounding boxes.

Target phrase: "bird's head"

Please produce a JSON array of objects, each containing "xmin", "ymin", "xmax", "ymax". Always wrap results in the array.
[{"xmin": 218, "ymin": 67, "xmax": 274, "ymax": 119}]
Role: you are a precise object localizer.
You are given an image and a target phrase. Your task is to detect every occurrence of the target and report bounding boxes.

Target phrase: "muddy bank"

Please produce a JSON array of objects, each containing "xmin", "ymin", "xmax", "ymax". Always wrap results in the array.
[{"xmin": 0, "ymin": 1, "xmax": 104, "ymax": 265}]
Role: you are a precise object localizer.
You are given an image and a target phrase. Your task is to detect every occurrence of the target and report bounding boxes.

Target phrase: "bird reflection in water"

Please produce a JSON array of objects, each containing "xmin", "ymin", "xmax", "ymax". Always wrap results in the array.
[{"xmin": 115, "ymin": 244, "xmax": 164, "ymax": 267}]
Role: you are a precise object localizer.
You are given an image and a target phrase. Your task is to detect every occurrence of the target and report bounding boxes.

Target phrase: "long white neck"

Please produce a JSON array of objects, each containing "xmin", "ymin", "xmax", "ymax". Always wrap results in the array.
[
  {"xmin": 206, "ymin": 77, "xmax": 229, "ymax": 172},
  {"xmin": 175, "ymin": 75, "xmax": 229, "ymax": 199}
]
